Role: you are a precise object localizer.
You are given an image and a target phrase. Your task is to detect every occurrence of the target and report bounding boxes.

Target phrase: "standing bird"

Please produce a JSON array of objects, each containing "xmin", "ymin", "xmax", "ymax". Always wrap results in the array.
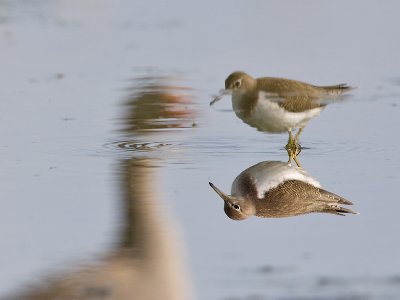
[
  {"xmin": 209, "ymin": 161, "xmax": 357, "ymax": 220},
  {"xmin": 210, "ymin": 72, "xmax": 355, "ymax": 162}
]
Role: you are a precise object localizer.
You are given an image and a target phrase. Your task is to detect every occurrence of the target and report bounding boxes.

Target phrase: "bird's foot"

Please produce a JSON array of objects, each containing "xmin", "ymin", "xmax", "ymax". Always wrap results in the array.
[{"xmin": 285, "ymin": 138, "xmax": 302, "ymax": 168}]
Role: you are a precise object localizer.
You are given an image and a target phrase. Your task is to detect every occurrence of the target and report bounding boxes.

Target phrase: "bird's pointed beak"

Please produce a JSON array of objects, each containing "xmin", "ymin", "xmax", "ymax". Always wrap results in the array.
[
  {"xmin": 210, "ymin": 89, "xmax": 230, "ymax": 106},
  {"xmin": 209, "ymin": 182, "xmax": 232, "ymax": 202}
]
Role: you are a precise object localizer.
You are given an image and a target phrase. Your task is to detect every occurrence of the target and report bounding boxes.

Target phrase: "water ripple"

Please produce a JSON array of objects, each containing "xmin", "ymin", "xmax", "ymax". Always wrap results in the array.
[{"xmin": 111, "ymin": 141, "xmax": 172, "ymax": 151}]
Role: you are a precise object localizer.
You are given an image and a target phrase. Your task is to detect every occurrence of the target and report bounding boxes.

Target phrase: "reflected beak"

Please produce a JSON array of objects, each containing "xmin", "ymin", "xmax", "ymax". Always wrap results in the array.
[
  {"xmin": 209, "ymin": 182, "xmax": 231, "ymax": 202},
  {"xmin": 210, "ymin": 89, "xmax": 230, "ymax": 106}
]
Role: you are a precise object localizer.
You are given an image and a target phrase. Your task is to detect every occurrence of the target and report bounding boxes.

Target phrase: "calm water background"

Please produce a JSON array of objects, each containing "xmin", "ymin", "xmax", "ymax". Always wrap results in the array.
[{"xmin": 1, "ymin": 0, "xmax": 400, "ymax": 299}]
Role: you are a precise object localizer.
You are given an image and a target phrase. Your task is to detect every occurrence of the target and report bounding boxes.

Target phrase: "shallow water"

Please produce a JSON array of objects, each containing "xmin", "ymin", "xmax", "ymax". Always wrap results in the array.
[{"xmin": 1, "ymin": 1, "xmax": 400, "ymax": 299}]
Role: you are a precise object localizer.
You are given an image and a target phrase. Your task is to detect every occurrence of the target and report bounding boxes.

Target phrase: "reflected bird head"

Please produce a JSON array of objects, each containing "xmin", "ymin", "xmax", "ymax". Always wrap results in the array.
[{"xmin": 209, "ymin": 182, "xmax": 256, "ymax": 221}]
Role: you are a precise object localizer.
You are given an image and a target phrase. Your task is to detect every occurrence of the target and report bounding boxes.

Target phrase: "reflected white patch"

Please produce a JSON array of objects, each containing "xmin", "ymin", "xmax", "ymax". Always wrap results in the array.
[{"xmin": 232, "ymin": 161, "xmax": 321, "ymax": 199}]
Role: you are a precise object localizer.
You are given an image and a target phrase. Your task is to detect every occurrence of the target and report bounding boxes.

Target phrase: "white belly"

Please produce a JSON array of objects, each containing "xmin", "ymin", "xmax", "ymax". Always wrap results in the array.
[{"xmin": 232, "ymin": 93, "xmax": 324, "ymax": 133}]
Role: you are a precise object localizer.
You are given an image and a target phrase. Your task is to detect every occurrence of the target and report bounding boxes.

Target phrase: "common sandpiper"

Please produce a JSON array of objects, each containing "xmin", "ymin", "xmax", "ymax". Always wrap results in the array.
[
  {"xmin": 210, "ymin": 71, "xmax": 355, "ymax": 162},
  {"xmin": 209, "ymin": 161, "xmax": 357, "ymax": 220}
]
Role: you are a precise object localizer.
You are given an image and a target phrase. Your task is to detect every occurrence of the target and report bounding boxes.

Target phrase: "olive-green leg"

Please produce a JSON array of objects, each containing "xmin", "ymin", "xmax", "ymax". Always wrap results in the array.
[{"xmin": 285, "ymin": 129, "xmax": 302, "ymax": 168}]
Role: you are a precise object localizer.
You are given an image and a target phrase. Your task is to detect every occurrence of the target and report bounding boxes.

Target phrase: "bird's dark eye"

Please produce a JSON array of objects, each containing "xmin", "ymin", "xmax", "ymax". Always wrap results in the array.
[
  {"xmin": 234, "ymin": 80, "xmax": 241, "ymax": 88},
  {"xmin": 233, "ymin": 204, "xmax": 240, "ymax": 210}
]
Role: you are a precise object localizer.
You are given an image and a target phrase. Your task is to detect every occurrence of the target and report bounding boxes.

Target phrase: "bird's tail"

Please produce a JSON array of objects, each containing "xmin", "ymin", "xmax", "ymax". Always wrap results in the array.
[
  {"xmin": 319, "ymin": 84, "xmax": 356, "ymax": 95},
  {"xmin": 322, "ymin": 203, "xmax": 359, "ymax": 216}
]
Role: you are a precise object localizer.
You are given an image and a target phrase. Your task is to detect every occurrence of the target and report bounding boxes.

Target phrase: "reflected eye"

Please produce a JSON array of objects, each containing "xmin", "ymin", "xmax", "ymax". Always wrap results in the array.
[
  {"xmin": 234, "ymin": 80, "xmax": 241, "ymax": 88},
  {"xmin": 233, "ymin": 204, "xmax": 240, "ymax": 211}
]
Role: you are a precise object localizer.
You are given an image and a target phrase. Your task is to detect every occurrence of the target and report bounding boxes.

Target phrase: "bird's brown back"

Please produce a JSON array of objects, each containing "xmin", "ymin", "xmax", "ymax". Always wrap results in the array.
[
  {"xmin": 255, "ymin": 180, "xmax": 352, "ymax": 218},
  {"xmin": 256, "ymin": 77, "xmax": 351, "ymax": 113}
]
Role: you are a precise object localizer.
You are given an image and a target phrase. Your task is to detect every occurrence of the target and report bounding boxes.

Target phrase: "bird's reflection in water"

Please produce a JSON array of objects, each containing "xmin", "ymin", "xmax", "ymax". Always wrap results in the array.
[
  {"xmin": 209, "ymin": 153, "xmax": 358, "ymax": 221},
  {"xmin": 7, "ymin": 74, "xmax": 196, "ymax": 300},
  {"xmin": 121, "ymin": 74, "xmax": 196, "ymax": 135},
  {"xmin": 211, "ymin": 71, "xmax": 355, "ymax": 165}
]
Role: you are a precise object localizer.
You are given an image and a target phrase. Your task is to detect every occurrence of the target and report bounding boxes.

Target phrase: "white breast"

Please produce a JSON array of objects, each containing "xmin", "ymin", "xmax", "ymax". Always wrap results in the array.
[
  {"xmin": 231, "ymin": 161, "xmax": 321, "ymax": 199},
  {"xmin": 232, "ymin": 92, "xmax": 324, "ymax": 133}
]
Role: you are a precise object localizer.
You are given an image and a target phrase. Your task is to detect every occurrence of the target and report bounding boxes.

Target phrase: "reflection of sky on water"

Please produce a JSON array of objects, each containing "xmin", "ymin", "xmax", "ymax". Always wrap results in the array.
[{"xmin": 0, "ymin": 0, "xmax": 400, "ymax": 299}]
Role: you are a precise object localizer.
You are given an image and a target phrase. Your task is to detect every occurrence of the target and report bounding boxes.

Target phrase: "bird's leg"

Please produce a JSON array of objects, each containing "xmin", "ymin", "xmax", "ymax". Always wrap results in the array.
[
  {"xmin": 292, "ymin": 153, "xmax": 302, "ymax": 168},
  {"xmin": 285, "ymin": 129, "xmax": 302, "ymax": 167},
  {"xmin": 286, "ymin": 146, "xmax": 293, "ymax": 164},
  {"xmin": 286, "ymin": 130, "xmax": 295, "ymax": 164},
  {"xmin": 286, "ymin": 129, "xmax": 294, "ymax": 146},
  {"xmin": 292, "ymin": 128, "xmax": 303, "ymax": 156},
  {"xmin": 286, "ymin": 129, "xmax": 300, "ymax": 152},
  {"xmin": 294, "ymin": 127, "xmax": 303, "ymax": 144},
  {"xmin": 285, "ymin": 144, "xmax": 302, "ymax": 168}
]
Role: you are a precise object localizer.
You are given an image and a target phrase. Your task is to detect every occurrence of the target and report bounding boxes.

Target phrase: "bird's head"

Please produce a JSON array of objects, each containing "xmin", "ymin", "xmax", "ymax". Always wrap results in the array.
[
  {"xmin": 225, "ymin": 71, "xmax": 257, "ymax": 92},
  {"xmin": 210, "ymin": 71, "xmax": 257, "ymax": 106},
  {"xmin": 209, "ymin": 182, "xmax": 256, "ymax": 221}
]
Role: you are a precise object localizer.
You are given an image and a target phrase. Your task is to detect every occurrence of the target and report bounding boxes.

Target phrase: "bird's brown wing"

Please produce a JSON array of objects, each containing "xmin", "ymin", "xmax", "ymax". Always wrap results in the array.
[
  {"xmin": 256, "ymin": 180, "xmax": 356, "ymax": 217},
  {"xmin": 257, "ymin": 77, "xmax": 354, "ymax": 112},
  {"xmin": 257, "ymin": 77, "xmax": 324, "ymax": 112},
  {"xmin": 277, "ymin": 95, "xmax": 324, "ymax": 112},
  {"xmin": 319, "ymin": 83, "xmax": 355, "ymax": 95},
  {"xmin": 318, "ymin": 188, "xmax": 353, "ymax": 205}
]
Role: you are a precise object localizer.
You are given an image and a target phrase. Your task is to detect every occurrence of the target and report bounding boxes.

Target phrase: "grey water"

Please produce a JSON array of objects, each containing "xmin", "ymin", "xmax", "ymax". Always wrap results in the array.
[{"xmin": 0, "ymin": 1, "xmax": 400, "ymax": 299}]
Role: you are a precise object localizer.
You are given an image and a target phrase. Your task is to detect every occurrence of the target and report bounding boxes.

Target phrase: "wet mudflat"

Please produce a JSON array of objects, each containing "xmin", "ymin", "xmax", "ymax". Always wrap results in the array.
[{"xmin": 0, "ymin": 1, "xmax": 400, "ymax": 299}]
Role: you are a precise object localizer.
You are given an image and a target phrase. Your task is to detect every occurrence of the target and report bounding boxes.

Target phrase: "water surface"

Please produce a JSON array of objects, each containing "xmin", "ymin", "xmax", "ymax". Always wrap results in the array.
[{"xmin": 1, "ymin": 1, "xmax": 400, "ymax": 299}]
